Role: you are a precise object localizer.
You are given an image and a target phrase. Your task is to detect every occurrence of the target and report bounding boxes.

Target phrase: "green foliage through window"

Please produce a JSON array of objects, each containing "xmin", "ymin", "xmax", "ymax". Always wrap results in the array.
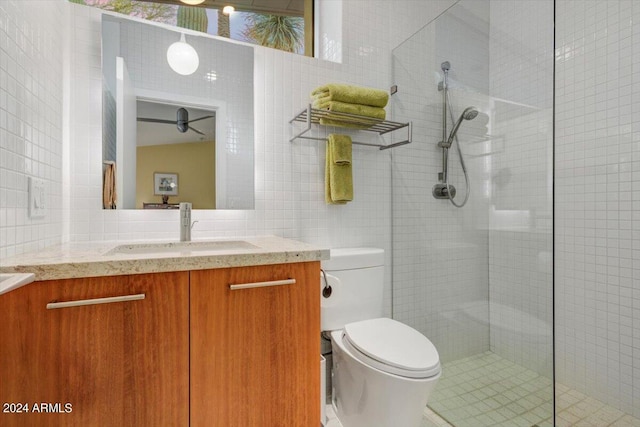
[
  {"xmin": 241, "ymin": 14, "xmax": 303, "ymax": 53},
  {"xmin": 70, "ymin": 0, "xmax": 306, "ymax": 55}
]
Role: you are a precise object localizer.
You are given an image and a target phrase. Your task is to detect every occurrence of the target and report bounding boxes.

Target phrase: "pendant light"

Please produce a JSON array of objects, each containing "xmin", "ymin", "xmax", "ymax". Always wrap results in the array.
[
  {"xmin": 180, "ymin": 0, "xmax": 205, "ymax": 5},
  {"xmin": 166, "ymin": 33, "xmax": 199, "ymax": 76}
]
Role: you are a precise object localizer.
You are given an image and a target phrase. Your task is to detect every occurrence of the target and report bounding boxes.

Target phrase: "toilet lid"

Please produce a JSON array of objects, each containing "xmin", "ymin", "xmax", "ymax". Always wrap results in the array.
[{"xmin": 343, "ymin": 318, "xmax": 440, "ymax": 378}]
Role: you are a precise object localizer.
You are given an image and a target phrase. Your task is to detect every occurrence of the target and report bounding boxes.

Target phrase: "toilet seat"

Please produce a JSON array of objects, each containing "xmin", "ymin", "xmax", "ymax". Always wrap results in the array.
[{"xmin": 342, "ymin": 318, "xmax": 440, "ymax": 379}]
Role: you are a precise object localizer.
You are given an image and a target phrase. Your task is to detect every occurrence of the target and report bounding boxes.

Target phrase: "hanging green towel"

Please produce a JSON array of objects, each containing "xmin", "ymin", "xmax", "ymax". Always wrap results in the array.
[
  {"xmin": 325, "ymin": 152, "xmax": 346, "ymax": 205},
  {"xmin": 312, "ymin": 83, "xmax": 389, "ymax": 108},
  {"xmin": 325, "ymin": 135, "xmax": 353, "ymax": 204},
  {"xmin": 328, "ymin": 134, "xmax": 352, "ymax": 165}
]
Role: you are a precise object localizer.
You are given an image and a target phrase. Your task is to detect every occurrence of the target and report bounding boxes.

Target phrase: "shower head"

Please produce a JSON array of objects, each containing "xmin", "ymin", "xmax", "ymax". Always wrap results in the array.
[
  {"xmin": 446, "ymin": 106, "xmax": 478, "ymax": 145},
  {"xmin": 462, "ymin": 106, "xmax": 479, "ymax": 120}
]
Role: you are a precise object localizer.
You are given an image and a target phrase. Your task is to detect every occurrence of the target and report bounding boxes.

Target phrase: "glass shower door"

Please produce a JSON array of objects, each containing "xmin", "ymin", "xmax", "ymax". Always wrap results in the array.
[{"xmin": 391, "ymin": 1, "xmax": 554, "ymax": 426}]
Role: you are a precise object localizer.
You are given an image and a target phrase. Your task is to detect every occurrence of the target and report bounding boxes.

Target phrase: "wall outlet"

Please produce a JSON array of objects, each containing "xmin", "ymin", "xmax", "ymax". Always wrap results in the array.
[{"xmin": 28, "ymin": 177, "xmax": 46, "ymax": 219}]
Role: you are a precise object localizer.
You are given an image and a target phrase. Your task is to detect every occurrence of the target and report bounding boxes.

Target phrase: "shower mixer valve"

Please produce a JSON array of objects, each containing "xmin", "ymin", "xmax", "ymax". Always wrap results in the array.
[{"xmin": 433, "ymin": 183, "xmax": 456, "ymax": 199}]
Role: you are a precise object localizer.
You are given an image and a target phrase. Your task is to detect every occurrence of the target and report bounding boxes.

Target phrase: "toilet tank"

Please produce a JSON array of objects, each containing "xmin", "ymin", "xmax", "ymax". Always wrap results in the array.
[{"xmin": 321, "ymin": 248, "xmax": 384, "ymax": 331}]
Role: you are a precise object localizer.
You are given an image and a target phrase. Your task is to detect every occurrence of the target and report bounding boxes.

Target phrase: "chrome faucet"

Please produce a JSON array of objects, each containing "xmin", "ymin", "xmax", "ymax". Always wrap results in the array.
[{"xmin": 179, "ymin": 202, "xmax": 197, "ymax": 242}]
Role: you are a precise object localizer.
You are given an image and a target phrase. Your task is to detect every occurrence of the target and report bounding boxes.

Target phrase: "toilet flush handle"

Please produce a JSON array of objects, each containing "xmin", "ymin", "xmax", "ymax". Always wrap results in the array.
[{"xmin": 320, "ymin": 269, "xmax": 332, "ymax": 298}]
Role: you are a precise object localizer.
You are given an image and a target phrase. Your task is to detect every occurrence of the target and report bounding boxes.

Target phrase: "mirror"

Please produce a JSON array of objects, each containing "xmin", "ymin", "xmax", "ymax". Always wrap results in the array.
[{"xmin": 101, "ymin": 14, "xmax": 254, "ymax": 210}]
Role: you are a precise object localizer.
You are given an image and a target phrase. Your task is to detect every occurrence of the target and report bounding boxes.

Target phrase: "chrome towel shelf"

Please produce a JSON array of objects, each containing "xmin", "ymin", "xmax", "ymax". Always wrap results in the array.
[{"xmin": 289, "ymin": 105, "xmax": 412, "ymax": 150}]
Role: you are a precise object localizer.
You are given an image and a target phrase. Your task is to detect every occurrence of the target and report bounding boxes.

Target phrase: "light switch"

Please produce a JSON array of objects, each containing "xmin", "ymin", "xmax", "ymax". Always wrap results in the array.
[{"xmin": 28, "ymin": 177, "xmax": 46, "ymax": 219}]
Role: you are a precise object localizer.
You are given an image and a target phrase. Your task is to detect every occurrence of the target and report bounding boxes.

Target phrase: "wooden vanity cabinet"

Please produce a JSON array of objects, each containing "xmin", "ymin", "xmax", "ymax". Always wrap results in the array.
[
  {"xmin": 1, "ymin": 260, "xmax": 320, "ymax": 427},
  {"xmin": 0, "ymin": 272, "xmax": 189, "ymax": 427},
  {"xmin": 190, "ymin": 262, "xmax": 321, "ymax": 427}
]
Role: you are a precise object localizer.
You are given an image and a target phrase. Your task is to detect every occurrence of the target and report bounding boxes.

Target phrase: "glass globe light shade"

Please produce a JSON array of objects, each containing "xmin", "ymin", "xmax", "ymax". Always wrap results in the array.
[
  {"xmin": 167, "ymin": 34, "xmax": 199, "ymax": 76},
  {"xmin": 180, "ymin": 0, "xmax": 205, "ymax": 5}
]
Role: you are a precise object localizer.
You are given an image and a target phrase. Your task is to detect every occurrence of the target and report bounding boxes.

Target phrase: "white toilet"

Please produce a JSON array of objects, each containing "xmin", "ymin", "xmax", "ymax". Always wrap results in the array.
[{"xmin": 321, "ymin": 248, "xmax": 441, "ymax": 427}]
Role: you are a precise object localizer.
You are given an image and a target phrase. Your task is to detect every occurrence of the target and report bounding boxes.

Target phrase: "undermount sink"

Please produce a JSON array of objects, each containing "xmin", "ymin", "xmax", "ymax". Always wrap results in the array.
[
  {"xmin": 0, "ymin": 273, "xmax": 36, "ymax": 295},
  {"xmin": 105, "ymin": 240, "xmax": 259, "ymax": 256}
]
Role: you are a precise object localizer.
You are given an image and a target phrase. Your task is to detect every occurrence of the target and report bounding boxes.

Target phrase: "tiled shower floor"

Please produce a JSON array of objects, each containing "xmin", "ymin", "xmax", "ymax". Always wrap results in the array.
[
  {"xmin": 427, "ymin": 352, "xmax": 553, "ymax": 427},
  {"xmin": 424, "ymin": 351, "xmax": 640, "ymax": 427}
]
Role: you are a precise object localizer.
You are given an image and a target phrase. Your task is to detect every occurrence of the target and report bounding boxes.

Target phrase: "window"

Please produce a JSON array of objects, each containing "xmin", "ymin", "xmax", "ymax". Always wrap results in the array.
[{"xmin": 71, "ymin": 0, "xmax": 314, "ymax": 56}]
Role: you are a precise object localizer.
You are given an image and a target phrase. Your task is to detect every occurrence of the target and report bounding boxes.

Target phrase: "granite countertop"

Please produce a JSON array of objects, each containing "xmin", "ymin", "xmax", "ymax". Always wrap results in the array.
[{"xmin": 0, "ymin": 236, "xmax": 329, "ymax": 284}]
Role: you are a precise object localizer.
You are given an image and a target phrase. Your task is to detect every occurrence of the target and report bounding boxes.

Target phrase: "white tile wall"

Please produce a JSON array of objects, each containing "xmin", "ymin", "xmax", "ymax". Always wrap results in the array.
[
  {"xmin": 67, "ymin": 3, "xmax": 105, "ymax": 240},
  {"xmin": 0, "ymin": 0, "xmax": 65, "ymax": 258},
  {"xmin": 556, "ymin": 0, "xmax": 640, "ymax": 417}
]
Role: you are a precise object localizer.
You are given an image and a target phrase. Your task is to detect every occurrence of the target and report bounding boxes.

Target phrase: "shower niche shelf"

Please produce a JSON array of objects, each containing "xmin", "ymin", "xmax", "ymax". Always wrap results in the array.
[{"xmin": 289, "ymin": 104, "xmax": 412, "ymax": 150}]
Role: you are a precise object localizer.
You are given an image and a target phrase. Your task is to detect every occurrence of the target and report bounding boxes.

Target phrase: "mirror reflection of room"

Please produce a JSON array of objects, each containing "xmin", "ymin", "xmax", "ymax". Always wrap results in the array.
[
  {"xmin": 101, "ymin": 14, "xmax": 255, "ymax": 210},
  {"xmin": 136, "ymin": 100, "xmax": 216, "ymax": 209}
]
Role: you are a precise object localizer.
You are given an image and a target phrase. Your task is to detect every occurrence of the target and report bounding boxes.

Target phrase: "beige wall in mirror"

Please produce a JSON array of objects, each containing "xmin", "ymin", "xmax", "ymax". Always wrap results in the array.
[
  {"xmin": 137, "ymin": 144, "xmax": 216, "ymax": 210},
  {"xmin": 135, "ymin": 100, "xmax": 216, "ymax": 209}
]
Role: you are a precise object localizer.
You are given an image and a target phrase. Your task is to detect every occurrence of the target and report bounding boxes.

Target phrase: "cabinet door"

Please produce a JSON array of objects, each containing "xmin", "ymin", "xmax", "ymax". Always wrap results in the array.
[
  {"xmin": 191, "ymin": 262, "xmax": 320, "ymax": 427},
  {"xmin": 0, "ymin": 272, "xmax": 189, "ymax": 427}
]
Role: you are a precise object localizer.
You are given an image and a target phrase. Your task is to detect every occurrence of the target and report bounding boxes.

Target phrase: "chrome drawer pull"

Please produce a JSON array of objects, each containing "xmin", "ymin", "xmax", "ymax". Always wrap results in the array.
[
  {"xmin": 229, "ymin": 278, "xmax": 296, "ymax": 290},
  {"xmin": 46, "ymin": 294, "xmax": 145, "ymax": 309}
]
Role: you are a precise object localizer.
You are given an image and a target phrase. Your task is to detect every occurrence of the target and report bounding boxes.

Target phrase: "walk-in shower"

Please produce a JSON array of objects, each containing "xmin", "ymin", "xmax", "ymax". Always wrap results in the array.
[
  {"xmin": 391, "ymin": 0, "xmax": 554, "ymax": 426},
  {"xmin": 432, "ymin": 61, "xmax": 476, "ymax": 208}
]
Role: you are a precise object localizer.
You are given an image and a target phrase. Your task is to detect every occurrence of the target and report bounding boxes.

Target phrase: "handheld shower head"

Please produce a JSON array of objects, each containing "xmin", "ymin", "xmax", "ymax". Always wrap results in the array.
[
  {"xmin": 447, "ymin": 106, "xmax": 478, "ymax": 145},
  {"xmin": 462, "ymin": 106, "xmax": 479, "ymax": 120}
]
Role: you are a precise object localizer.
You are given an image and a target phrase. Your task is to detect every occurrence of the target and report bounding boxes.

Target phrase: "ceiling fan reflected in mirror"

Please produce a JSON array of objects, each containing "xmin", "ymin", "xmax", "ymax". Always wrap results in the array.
[{"xmin": 137, "ymin": 107, "xmax": 214, "ymax": 135}]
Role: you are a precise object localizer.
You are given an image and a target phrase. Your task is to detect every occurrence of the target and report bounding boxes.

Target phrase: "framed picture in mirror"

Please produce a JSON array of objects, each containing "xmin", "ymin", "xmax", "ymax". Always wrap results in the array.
[{"xmin": 154, "ymin": 172, "xmax": 179, "ymax": 196}]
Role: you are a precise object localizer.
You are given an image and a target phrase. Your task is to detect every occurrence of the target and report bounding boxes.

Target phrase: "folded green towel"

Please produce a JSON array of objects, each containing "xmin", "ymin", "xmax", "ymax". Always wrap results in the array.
[
  {"xmin": 319, "ymin": 118, "xmax": 372, "ymax": 130},
  {"xmin": 312, "ymin": 83, "xmax": 389, "ymax": 108},
  {"xmin": 312, "ymin": 98, "xmax": 387, "ymax": 121},
  {"xmin": 325, "ymin": 135, "xmax": 353, "ymax": 204},
  {"xmin": 328, "ymin": 134, "xmax": 352, "ymax": 165},
  {"xmin": 317, "ymin": 107, "xmax": 384, "ymax": 129}
]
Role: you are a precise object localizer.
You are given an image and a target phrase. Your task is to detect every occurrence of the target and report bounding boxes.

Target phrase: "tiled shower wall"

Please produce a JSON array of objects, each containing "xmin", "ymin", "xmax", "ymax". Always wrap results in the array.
[
  {"xmin": 556, "ymin": 0, "xmax": 640, "ymax": 417},
  {"xmin": 0, "ymin": 0, "xmax": 66, "ymax": 258}
]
